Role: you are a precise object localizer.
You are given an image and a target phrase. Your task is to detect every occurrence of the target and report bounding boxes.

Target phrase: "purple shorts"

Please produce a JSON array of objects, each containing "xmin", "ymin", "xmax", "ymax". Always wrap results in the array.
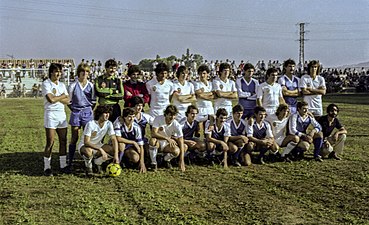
[{"xmin": 69, "ymin": 107, "xmax": 93, "ymax": 127}]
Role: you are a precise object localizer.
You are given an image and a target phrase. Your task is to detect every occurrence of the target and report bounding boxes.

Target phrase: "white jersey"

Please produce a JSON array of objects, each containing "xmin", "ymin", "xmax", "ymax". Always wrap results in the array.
[
  {"xmin": 42, "ymin": 78, "xmax": 68, "ymax": 111},
  {"xmin": 77, "ymin": 120, "xmax": 115, "ymax": 150},
  {"xmin": 212, "ymin": 77, "xmax": 237, "ymax": 115},
  {"xmin": 193, "ymin": 80, "xmax": 214, "ymax": 110},
  {"xmin": 152, "ymin": 115, "xmax": 183, "ymax": 138},
  {"xmin": 299, "ymin": 74, "xmax": 326, "ymax": 114},
  {"xmin": 172, "ymin": 80, "xmax": 195, "ymax": 119},
  {"xmin": 257, "ymin": 82, "xmax": 283, "ymax": 114},
  {"xmin": 146, "ymin": 77, "xmax": 174, "ymax": 117},
  {"xmin": 265, "ymin": 114, "xmax": 289, "ymax": 141}
]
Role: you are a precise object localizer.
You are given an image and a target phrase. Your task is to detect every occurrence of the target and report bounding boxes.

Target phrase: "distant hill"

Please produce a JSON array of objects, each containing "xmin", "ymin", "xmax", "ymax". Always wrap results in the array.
[{"xmin": 334, "ymin": 61, "xmax": 369, "ymax": 69}]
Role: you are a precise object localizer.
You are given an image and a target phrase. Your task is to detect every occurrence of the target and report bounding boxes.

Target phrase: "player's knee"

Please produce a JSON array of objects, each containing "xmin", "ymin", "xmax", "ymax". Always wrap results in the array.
[
  {"xmin": 172, "ymin": 147, "xmax": 180, "ymax": 157},
  {"xmin": 340, "ymin": 133, "xmax": 347, "ymax": 141},
  {"xmin": 149, "ymin": 138, "xmax": 157, "ymax": 146},
  {"xmin": 315, "ymin": 132, "xmax": 323, "ymax": 138},
  {"xmin": 293, "ymin": 135, "xmax": 300, "ymax": 143},
  {"xmin": 198, "ymin": 142, "xmax": 206, "ymax": 152},
  {"xmin": 298, "ymin": 141, "xmax": 310, "ymax": 151},
  {"xmin": 129, "ymin": 152, "xmax": 140, "ymax": 164}
]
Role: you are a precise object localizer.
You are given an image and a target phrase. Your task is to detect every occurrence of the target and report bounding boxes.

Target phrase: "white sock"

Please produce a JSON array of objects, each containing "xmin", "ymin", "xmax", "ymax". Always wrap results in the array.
[
  {"xmin": 94, "ymin": 157, "xmax": 104, "ymax": 166},
  {"xmin": 282, "ymin": 142, "xmax": 297, "ymax": 157},
  {"xmin": 149, "ymin": 146, "xmax": 158, "ymax": 165},
  {"xmin": 164, "ymin": 153, "xmax": 175, "ymax": 162},
  {"xmin": 83, "ymin": 155, "xmax": 93, "ymax": 169},
  {"xmin": 44, "ymin": 157, "xmax": 51, "ymax": 170},
  {"xmin": 59, "ymin": 155, "xmax": 67, "ymax": 169}
]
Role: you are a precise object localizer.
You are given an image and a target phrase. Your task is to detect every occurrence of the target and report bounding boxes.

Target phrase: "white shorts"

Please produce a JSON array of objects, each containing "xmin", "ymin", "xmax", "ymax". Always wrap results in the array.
[
  {"xmin": 78, "ymin": 142, "xmax": 104, "ymax": 155},
  {"xmin": 44, "ymin": 110, "xmax": 67, "ymax": 129},
  {"xmin": 158, "ymin": 140, "xmax": 169, "ymax": 151},
  {"xmin": 265, "ymin": 107, "xmax": 277, "ymax": 116},
  {"xmin": 309, "ymin": 108, "xmax": 323, "ymax": 117},
  {"xmin": 275, "ymin": 135, "xmax": 285, "ymax": 146},
  {"xmin": 196, "ymin": 107, "xmax": 214, "ymax": 122}
]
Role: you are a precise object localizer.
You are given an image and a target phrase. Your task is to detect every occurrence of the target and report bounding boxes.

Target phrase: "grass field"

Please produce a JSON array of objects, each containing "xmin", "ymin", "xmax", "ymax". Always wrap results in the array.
[{"xmin": 0, "ymin": 95, "xmax": 369, "ymax": 224}]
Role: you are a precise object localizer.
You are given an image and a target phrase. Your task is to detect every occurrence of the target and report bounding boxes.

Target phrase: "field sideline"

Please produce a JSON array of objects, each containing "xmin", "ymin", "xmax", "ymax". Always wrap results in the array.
[{"xmin": 0, "ymin": 95, "xmax": 369, "ymax": 224}]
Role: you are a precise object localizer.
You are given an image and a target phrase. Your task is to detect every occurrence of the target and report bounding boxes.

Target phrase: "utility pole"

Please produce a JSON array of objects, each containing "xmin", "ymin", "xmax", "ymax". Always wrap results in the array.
[{"xmin": 298, "ymin": 22, "xmax": 308, "ymax": 74}]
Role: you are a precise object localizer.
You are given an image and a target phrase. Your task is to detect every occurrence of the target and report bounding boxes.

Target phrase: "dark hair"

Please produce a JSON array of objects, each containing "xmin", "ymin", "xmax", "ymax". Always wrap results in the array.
[
  {"xmin": 243, "ymin": 63, "xmax": 255, "ymax": 71},
  {"xmin": 266, "ymin": 68, "xmax": 279, "ymax": 78},
  {"xmin": 130, "ymin": 96, "xmax": 144, "ymax": 107},
  {"xmin": 197, "ymin": 64, "xmax": 210, "ymax": 74},
  {"xmin": 216, "ymin": 108, "xmax": 228, "ymax": 118},
  {"xmin": 155, "ymin": 62, "xmax": 169, "ymax": 75},
  {"xmin": 94, "ymin": 105, "xmax": 112, "ymax": 120},
  {"xmin": 185, "ymin": 105, "xmax": 198, "ymax": 117},
  {"xmin": 283, "ymin": 59, "xmax": 296, "ymax": 68},
  {"xmin": 327, "ymin": 103, "xmax": 339, "ymax": 113},
  {"xmin": 219, "ymin": 63, "xmax": 231, "ymax": 73},
  {"xmin": 164, "ymin": 105, "xmax": 178, "ymax": 116},
  {"xmin": 176, "ymin": 65, "xmax": 187, "ymax": 78},
  {"xmin": 48, "ymin": 63, "xmax": 62, "ymax": 78},
  {"xmin": 307, "ymin": 60, "xmax": 321, "ymax": 75},
  {"xmin": 127, "ymin": 65, "xmax": 140, "ymax": 76},
  {"xmin": 122, "ymin": 107, "xmax": 135, "ymax": 118},
  {"xmin": 297, "ymin": 101, "xmax": 309, "ymax": 110},
  {"xmin": 276, "ymin": 103, "xmax": 289, "ymax": 116},
  {"xmin": 254, "ymin": 106, "xmax": 266, "ymax": 115},
  {"xmin": 105, "ymin": 59, "xmax": 118, "ymax": 68},
  {"xmin": 232, "ymin": 104, "xmax": 244, "ymax": 113},
  {"xmin": 76, "ymin": 63, "xmax": 90, "ymax": 77}
]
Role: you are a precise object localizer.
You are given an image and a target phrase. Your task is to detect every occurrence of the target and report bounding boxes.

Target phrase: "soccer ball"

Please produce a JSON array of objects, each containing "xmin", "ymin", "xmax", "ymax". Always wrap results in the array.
[{"xmin": 106, "ymin": 163, "xmax": 122, "ymax": 177}]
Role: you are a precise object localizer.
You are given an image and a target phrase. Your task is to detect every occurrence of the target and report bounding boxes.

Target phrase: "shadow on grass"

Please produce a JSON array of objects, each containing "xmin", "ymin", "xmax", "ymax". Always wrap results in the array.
[{"xmin": 0, "ymin": 152, "xmax": 87, "ymax": 177}]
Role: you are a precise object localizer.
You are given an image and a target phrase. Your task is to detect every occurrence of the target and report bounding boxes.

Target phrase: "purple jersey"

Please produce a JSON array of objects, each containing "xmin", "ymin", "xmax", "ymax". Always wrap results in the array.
[
  {"xmin": 237, "ymin": 78, "xmax": 258, "ymax": 110},
  {"xmin": 278, "ymin": 75, "xmax": 299, "ymax": 108},
  {"xmin": 180, "ymin": 119, "xmax": 200, "ymax": 140},
  {"xmin": 228, "ymin": 118, "xmax": 247, "ymax": 136},
  {"xmin": 68, "ymin": 81, "xmax": 95, "ymax": 111},
  {"xmin": 289, "ymin": 113, "xmax": 321, "ymax": 137},
  {"xmin": 113, "ymin": 120, "xmax": 144, "ymax": 146}
]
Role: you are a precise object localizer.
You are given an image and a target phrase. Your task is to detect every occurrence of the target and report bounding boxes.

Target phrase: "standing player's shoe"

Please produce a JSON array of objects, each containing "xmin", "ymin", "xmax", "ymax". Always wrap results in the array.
[
  {"xmin": 85, "ymin": 167, "xmax": 94, "ymax": 177},
  {"xmin": 44, "ymin": 169, "xmax": 53, "ymax": 176},
  {"xmin": 60, "ymin": 166, "xmax": 72, "ymax": 174},
  {"xmin": 164, "ymin": 161, "xmax": 173, "ymax": 169}
]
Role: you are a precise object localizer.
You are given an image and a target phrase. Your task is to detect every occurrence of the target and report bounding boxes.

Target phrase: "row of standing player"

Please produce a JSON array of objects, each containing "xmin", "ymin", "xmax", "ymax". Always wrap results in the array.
[{"xmin": 41, "ymin": 59, "xmax": 347, "ymax": 176}]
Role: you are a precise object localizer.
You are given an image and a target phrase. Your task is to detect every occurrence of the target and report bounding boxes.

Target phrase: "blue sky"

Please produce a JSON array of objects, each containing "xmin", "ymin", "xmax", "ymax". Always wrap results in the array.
[{"xmin": 1, "ymin": 0, "xmax": 369, "ymax": 67}]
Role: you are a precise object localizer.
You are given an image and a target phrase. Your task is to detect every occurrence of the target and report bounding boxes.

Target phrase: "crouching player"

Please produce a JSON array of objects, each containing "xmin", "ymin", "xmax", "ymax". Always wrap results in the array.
[
  {"xmin": 244, "ymin": 106, "xmax": 277, "ymax": 165},
  {"xmin": 113, "ymin": 108, "xmax": 146, "ymax": 173},
  {"xmin": 205, "ymin": 108, "xmax": 231, "ymax": 168},
  {"xmin": 149, "ymin": 105, "xmax": 186, "ymax": 171},
  {"xmin": 265, "ymin": 104, "xmax": 299, "ymax": 162},
  {"xmin": 227, "ymin": 105, "xmax": 248, "ymax": 167},
  {"xmin": 289, "ymin": 101, "xmax": 324, "ymax": 161},
  {"xmin": 78, "ymin": 105, "xmax": 119, "ymax": 176},
  {"xmin": 130, "ymin": 96, "xmax": 154, "ymax": 159},
  {"xmin": 180, "ymin": 105, "xmax": 206, "ymax": 163},
  {"xmin": 318, "ymin": 103, "xmax": 347, "ymax": 160}
]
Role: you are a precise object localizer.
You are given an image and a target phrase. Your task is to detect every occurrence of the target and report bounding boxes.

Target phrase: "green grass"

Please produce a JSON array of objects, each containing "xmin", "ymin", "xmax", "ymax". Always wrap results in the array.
[{"xmin": 1, "ymin": 96, "xmax": 369, "ymax": 224}]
